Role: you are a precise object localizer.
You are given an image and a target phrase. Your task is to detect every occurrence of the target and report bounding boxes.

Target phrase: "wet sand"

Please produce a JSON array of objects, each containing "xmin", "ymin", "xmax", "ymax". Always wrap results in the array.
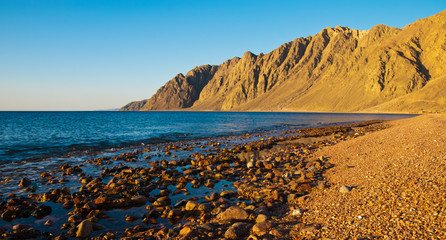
[{"xmin": 2, "ymin": 115, "xmax": 444, "ymax": 239}]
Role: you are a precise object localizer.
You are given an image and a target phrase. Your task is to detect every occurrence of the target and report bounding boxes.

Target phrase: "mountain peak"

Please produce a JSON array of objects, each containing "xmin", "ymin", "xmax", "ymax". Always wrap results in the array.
[{"xmin": 120, "ymin": 10, "xmax": 446, "ymax": 113}]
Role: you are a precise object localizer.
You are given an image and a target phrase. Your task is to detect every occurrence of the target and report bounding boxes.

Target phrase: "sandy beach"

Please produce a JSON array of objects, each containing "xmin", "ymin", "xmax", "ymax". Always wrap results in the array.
[
  {"xmin": 1, "ymin": 114, "xmax": 445, "ymax": 239},
  {"xmin": 292, "ymin": 114, "xmax": 446, "ymax": 239}
]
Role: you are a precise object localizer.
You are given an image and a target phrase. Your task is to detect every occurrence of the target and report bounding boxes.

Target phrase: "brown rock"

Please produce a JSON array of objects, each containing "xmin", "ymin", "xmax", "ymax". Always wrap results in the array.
[
  {"xmin": 224, "ymin": 222, "xmax": 252, "ymax": 239},
  {"xmin": 76, "ymin": 219, "xmax": 93, "ymax": 238},
  {"xmin": 252, "ymin": 221, "xmax": 273, "ymax": 236},
  {"xmin": 220, "ymin": 206, "xmax": 249, "ymax": 221},
  {"xmin": 256, "ymin": 214, "xmax": 268, "ymax": 223},
  {"xmin": 185, "ymin": 201, "xmax": 199, "ymax": 211},
  {"xmin": 120, "ymin": 11, "xmax": 446, "ymax": 114}
]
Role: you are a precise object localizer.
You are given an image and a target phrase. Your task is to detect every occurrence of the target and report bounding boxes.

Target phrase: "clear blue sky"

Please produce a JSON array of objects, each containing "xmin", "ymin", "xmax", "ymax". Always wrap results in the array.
[{"xmin": 0, "ymin": 0, "xmax": 444, "ymax": 110}]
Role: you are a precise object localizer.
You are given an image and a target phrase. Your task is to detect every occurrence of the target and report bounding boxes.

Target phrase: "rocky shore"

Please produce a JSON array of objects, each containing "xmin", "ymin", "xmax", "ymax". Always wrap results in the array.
[{"xmin": 1, "ymin": 114, "xmax": 445, "ymax": 239}]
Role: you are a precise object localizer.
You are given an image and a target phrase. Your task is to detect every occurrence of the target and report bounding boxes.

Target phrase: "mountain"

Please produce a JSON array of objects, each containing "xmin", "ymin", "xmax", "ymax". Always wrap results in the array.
[{"xmin": 120, "ymin": 10, "xmax": 446, "ymax": 113}]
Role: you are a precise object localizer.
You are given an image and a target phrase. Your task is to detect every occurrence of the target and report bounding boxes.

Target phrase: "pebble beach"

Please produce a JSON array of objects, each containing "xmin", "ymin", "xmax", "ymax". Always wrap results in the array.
[{"xmin": 1, "ymin": 114, "xmax": 445, "ymax": 239}]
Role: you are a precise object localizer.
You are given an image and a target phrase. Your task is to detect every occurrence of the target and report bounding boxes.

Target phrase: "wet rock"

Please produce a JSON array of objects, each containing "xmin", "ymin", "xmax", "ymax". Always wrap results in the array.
[
  {"xmin": 205, "ymin": 192, "xmax": 219, "ymax": 201},
  {"xmin": 13, "ymin": 227, "xmax": 41, "ymax": 239},
  {"xmin": 31, "ymin": 204, "xmax": 52, "ymax": 219},
  {"xmin": 45, "ymin": 220, "xmax": 54, "ymax": 226},
  {"xmin": 1, "ymin": 209, "xmax": 14, "ymax": 222},
  {"xmin": 19, "ymin": 178, "xmax": 31, "ymax": 187},
  {"xmin": 125, "ymin": 215, "xmax": 138, "ymax": 222},
  {"xmin": 197, "ymin": 203, "xmax": 212, "ymax": 212},
  {"xmin": 339, "ymin": 185, "xmax": 351, "ymax": 193},
  {"xmin": 220, "ymin": 206, "xmax": 249, "ymax": 221},
  {"xmin": 63, "ymin": 200, "xmax": 74, "ymax": 209},
  {"xmin": 130, "ymin": 196, "xmax": 147, "ymax": 206},
  {"xmin": 68, "ymin": 214, "xmax": 82, "ymax": 223},
  {"xmin": 167, "ymin": 209, "xmax": 182, "ymax": 219},
  {"xmin": 13, "ymin": 224, "xmax": 29, "ymax": 230},
  {"xmin": 185, "ymin": 201, "xmax": 199, "ymax": 211},
  {"xmin": 76, "ymin": 219, "xmax": 93, "ymax": 238},
  {"xmin": 220, "ymin": 190, "xmax": 236, "ymax": 199},
  {"xmin": 224, "ymin": 222, "xmax": 252, "ymax": 239}
]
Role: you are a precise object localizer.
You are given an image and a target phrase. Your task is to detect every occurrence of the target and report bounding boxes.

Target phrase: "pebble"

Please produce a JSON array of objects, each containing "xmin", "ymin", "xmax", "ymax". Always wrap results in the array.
[{"xmin": 339, "ymin": 185, "xmax": 352, "ymax": 193}]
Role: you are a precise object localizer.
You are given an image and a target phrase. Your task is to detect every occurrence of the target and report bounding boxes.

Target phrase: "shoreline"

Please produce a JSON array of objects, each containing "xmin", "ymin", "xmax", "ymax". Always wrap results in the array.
[{"xmin": 2, "ymin": 115, "xmax": 443, "ymax": 239}]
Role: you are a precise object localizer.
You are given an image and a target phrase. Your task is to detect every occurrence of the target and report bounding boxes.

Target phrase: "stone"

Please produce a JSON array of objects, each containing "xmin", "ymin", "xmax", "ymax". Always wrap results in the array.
[
  {"xmin": 291, "ymin": 209, "xmax": 304, "ymax": 216},
  {"xmin": 76, "ymin": 219, "xmax": 93, "ymax": 238},
  {"xmin": 252, "ymin": 221, "xmax": 273, "ymax": 235},
  {"xmin": 185, "ymin": 201, "xmax": 199, "ymax": 211},
  {"xmin": 339, "ymin": 185, "xmax": 351, "ymax": 193},
  {"xmin": 220, "ymin": 206, "xmax": 249, "ymax": 221},
  {"xmin": 19, "ymin": 178, "xmax": 31, "ymax": 187},
  {"xmin": 130, "ymin": 196, "xmax": 147, "ymax": 206},
  {"xmin": 224, "ymin": 222, "xmax": 252, "ymax": 239},
  {"xmin": 256, "ymin": 214, "xmax": 268, "ymax": 223},
  {"xmin": 68, "ymin": 214, "xmax": 82, "ymax": 223},
  {"xmin": 44, "ymin": 220, "xmax": 54, "ymax": 226},
  {"xmin": 31, "ymin": 204, "xmax": 52, "ymax": 219},
  {"xmin": 247, "ymin": 161, "xmax": 255, "ymax": 168}
]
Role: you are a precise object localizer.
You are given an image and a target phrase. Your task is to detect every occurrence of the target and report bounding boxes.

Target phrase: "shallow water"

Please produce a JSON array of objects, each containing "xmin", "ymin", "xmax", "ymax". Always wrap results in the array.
[{"xmin": 0, "ymin": 111, "xmax": 415, "ymax": 164}]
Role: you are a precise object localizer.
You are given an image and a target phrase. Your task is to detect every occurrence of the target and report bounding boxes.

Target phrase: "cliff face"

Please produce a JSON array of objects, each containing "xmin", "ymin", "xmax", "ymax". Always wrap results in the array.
[{"xmin": 120, "ymin": 10, "xmax": 446, "ymax": 113}]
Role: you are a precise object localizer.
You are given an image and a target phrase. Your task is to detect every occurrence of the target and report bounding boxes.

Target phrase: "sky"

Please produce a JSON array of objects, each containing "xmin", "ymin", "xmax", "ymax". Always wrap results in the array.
[{"xmin": 0, "ymin": 0, "xmax": 444, "ymax": 111}]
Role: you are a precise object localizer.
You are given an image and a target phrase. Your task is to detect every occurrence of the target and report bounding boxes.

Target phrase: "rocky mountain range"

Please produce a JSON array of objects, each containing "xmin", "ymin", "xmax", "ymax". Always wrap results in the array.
[{"xmin": 121, "ymin": 10, "xmax": 446, "ymax": 113}]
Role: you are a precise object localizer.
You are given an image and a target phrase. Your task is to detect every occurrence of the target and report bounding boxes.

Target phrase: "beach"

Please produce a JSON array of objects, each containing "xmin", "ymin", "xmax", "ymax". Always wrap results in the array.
[{"xmin": 1, "ymin": 114, "xmax": 445, "ymax": 239}]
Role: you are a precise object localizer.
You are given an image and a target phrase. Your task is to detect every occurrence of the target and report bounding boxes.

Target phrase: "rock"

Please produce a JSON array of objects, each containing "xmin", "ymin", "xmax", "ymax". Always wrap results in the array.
[
  {"xmin": 13, "ymin": 224, "xmax": 29, "ymax": 230},
  {"xmin": 168, "ymin": 209, "xmax": 182, "ymax": 219},
  {"xmin": 220, "ymin": 190, "xmax": 236, "ymax": 199},
  {"xmin": 125, "ymin": 215, "xmax": 138, "ymax": 222},
  {"xmin": 339, "ymin": 185, "xmax": 352, "ymax": 193},
  {"xmin": 19, "ymin": 178, "xmax": 31, "ymax": 187},
  {"xmin": 13, "ymin": 227, "xmax": 41, "ymax": 239},
  {"xmin": 256, "ymin": 214, "xmax": 268, "ymax": 223},
  {"xmin": 31, "ymin": 204, "xmax": 52, "ymax": 219},
  {"xmin": 247, "ymin": 161, "xmax": 255, "ymax": 168},
  {"xmin": 94, "ymin": 196, "xmax": 109, "ymax": 205},
  {"xmin": 68, "ymin": 214, "xmax": 82, "ymax": 223},
  {"xmin": 179, "ymin": 226, "xmax": 198, "ymax": 240},
  {"xmin": 130, "ymin": 196, "xmax": 147, "ymax": 206},
  {"xmin": 197, "ymin": 203, "xmax": 212, "ymax": 212},
  {"xmin": 44, "ymin": 220, "xmax": 54, "ymax": 226},
  {"xmin": 291, "ymin": 209, "xmax": 305, "ymax": 216},
  {"xmin": 198, "ymin": 223, "xmax": 216, "ymax": 231},
  {"xmin": 252, "ymin": 221, "xmax": 273, "ymax": 236},
  {"xmin": 63, "ymin": 200, "xmax": 74, "ymax": 209},
  {"xmin": 185, "ymin": 201, "xmax": 199, "ymax": 211},
  {"xmin": 76, "ymin": 219, "xmax": 93, "ymax": 238},
  {"xmin": 179, "ymin": 227, "xmax": 193, "ymax": 236},
  {"xmin": 224, "ymin": 222, "xmax": 252, "ymax": 239},
  {"xmin": 220, "ymin": 206, "xmax": 249, "ymax": 221},
  {"xmin": 1, "ymin": 209, "xmax": 14, "ymax": 222},
  {"xmin": 269, "ymin": 229, "xmax": 285, "ymax": 237}
]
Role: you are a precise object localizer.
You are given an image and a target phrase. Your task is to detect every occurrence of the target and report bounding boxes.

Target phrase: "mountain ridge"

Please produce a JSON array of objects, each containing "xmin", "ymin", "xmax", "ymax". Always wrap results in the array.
[{"xmin": 121, "ymin": 10, "xmax": 446, "ymax": 113}]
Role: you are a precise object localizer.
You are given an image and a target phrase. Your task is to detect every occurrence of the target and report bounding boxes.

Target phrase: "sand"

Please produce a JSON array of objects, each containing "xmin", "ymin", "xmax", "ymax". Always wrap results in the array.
[{"xmin": 293, "ymin": 114, "xmax": 446, "ymax": 239}]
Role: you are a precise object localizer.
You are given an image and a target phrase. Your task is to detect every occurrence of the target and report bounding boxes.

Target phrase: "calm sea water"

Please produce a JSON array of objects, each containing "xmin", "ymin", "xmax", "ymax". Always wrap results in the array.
[{"xmin": 0, "ymin": 111, "xmax": 415, "ymax": 163}]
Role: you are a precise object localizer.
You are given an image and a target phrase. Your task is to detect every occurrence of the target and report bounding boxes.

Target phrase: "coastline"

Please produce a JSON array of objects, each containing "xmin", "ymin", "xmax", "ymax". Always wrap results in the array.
[{"xmin": 1, "ymin": 114, "xmax": 444, "ymax": 239}]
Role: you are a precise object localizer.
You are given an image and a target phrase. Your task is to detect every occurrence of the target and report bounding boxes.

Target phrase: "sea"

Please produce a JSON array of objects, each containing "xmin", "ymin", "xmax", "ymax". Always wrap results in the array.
[
  {"xmin": 0, "ymin": 111, "xmax": 416, "ymax": 235},
  {"xmin": 0, "ymin": 111, "xmax": 415, "ymax": 164}
]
